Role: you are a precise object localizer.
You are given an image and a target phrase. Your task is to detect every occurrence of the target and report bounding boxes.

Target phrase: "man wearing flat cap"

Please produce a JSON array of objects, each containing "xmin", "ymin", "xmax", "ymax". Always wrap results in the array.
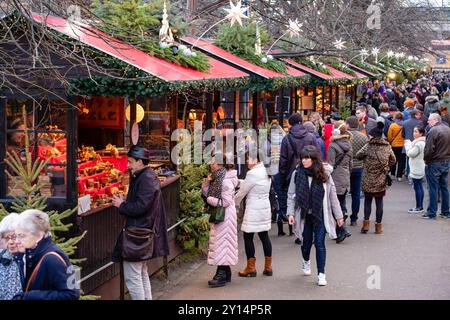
[{"xmin": 112, "ymin": 146, "xmax": 169, "ymax": 300}]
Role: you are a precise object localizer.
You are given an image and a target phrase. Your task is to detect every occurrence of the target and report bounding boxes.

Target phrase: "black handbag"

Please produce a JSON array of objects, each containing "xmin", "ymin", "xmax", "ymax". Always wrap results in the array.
[
  {"xmin": 121, "ymin": 226, "xmax": 155, "ymax": 262},
  {"xmin": 269, "ymin": 177, "xmax": 280, "ymax": 213},
  {"xmin": 374, "ymin": 151, "xmax": 392, "ymax": 187},
  {"xmin": 386, "ymin": 174, "xmax": 393, "ymax": 187}
]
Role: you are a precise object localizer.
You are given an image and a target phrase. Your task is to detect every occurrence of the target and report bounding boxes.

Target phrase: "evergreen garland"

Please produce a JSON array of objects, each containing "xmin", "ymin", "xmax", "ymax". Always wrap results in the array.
[
  {"xmin": 292, "ymin": 57, "xmax": 333, "ymax": 76},
  {"xmin": 353, "ymin": 61, "xmax": 382, "ymax": 75},
  {"xmin": 214, "ymin": 23, "xmax": 287, "ymax": 74},
  {"xmin": 91, "ymin": 0, "xmax": 211, "ymax": 72},
  {"xmin": 323, "ymin": 59, "xmax": 356, "ymax": 76}
]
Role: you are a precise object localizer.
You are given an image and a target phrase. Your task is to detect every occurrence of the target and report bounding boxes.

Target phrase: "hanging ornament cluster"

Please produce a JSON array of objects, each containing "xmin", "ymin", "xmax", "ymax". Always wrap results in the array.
[
  {"xmin": 260, "ymin": 55, "xmax": 274, "ymax": 64},
  {"xmin": 177, "ymin": 44, "xmax": 197, "ymax": 57}
]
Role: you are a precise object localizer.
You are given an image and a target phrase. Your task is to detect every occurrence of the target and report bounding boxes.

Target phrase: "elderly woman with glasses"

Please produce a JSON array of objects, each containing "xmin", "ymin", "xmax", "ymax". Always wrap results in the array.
[
  {"xmin": 0, "ymin": 213, "xmax": 22, "ymax": 300},
  {"xmin": 12, "ymin": 209, "xmax": 79, "ymax": 300}
]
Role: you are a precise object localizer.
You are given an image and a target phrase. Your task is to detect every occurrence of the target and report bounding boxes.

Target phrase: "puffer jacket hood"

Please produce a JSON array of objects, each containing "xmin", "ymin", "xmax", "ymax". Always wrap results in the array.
[
  {"xmin": 289, "ymin": 123, "xmax": 309, "ymax": 140},
  {"xmin": 425, "ymin": 95, "xmax": 439, "ymax": 103},
  {"xmin": 330, "ymin": 133, "xmax": 352, "ymax": 153}
]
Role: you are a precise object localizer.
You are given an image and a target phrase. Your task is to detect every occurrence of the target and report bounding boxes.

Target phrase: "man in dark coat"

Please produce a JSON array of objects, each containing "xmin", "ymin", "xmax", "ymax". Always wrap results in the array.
[
  {"xmin": 422, "ymin": 114, "xmax": 450, "ymax": 219},
  {"xmin": 112, "ymin": 146, "xmax": 169, "ymax": 300},
  {"xmin": 279, "ymin": 114, "xmax": 319, "ymax": 241}
]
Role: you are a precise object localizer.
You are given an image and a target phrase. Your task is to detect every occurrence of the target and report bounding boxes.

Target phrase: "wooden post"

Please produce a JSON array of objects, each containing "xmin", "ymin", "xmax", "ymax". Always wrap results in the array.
[
  {"xmin": 205, "ymin": 92, "xmax": 213, "ymax": 131},
  {"xmin": 66, "ymin": 96, "xmax": 78, "ymax": 207},
  {"xmin": 277, "ymin": 88, "xmax": 283, "ymax": 125},
  {"xmin": 322, "ymin": 85, "xmax": 326, "ymax": 119},
  {"xmin": 252, "ymin": 91, "xmax": 258, "ymax": 130},
  {"xmin": 313, "ymin": 86, "xmax": 317, "ymax": 111},
  {"xmin": 234, "ymin": 91, "xmax": 239, "ymax": 131},
  {"xmin": 129, "ymin": 98, "xmax": 137, "ymax": 146},
  {"xmin": 0, "ymin": 96, "xmax": 6, "ymax": 198},
  {"xmin": 294, "ymin": 87, "xmax": 299, "ymax": 113}
]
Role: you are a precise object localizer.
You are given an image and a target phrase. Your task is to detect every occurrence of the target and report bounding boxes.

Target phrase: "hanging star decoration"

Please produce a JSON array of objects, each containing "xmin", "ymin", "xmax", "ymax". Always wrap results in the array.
[
  {"xmin": 333, "ymin": 38, "xmax": 346, "ymax": 50},
  {"xmin": 371, "ymin": 47, "xmax": 380, "ymax": 57},
  {"xmin": 371, "ymin": 47, "xmax": 380, "ymax": 63},
  {"xmin": 360, "ymin": 49, "xmax": 369, "ymax": 57},
  {"xmin": 387, "ymin": 50, "xmax": 394, "ymax": 58},
  {"xmin": 159, "ymin": 0, "xmax": 174, "ymax": 47},
  {"xmin": 286, "ymin": 19, "xmax": 302, "ymax": 38},
  {"xmin": 224, "ymin": 0, "xmax": 249, "ymax": 26}
]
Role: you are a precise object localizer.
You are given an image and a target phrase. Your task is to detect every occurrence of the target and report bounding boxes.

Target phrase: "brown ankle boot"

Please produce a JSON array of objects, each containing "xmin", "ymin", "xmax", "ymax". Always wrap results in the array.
[
  {"xmin": 239, "ymin": 257, "xmax": 257, "ymax": 277},
  {"xmin": 263, "ymin": 256, "xmax": 272, "ymax": 276},
  {"xmin": 375, "ymin": 223, "xmax": 383, "ymax": 234},
  {"xmin": 361, "ymin": 220, "xmax": 370, "ymax": 234}
]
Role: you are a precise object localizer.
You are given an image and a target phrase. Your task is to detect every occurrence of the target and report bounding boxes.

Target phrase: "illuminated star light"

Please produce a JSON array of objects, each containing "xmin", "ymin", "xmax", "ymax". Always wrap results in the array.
[
  {"xmin": 286, "ymin": 19, "xmax": 302, "ymax": 38},
  {"xmin": 371, "ymin": 47, "xmax": 380, "ymax": 57},
  {"xmin": 333, "ymin": 38, "xmax": 346, "ymax": 50},
  {"xmin": 360, "ymin": 49, "xmax": 369, "ymax": 57},
  {"xmin": 387, "ymin": 50, "xmax": 394, "ymax": 58},
  {"xmin": 224, "ymin": 0, "xmax": 249, "ymax": 26}
]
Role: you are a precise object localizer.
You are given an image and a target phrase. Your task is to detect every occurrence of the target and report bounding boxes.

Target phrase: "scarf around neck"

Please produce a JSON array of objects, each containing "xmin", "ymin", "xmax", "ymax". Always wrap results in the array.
[
  {"xmin": 295, "ymin": 166, "xmax": 325, "ymax": 225},
  {"xmin": 207, "ymin": 167, "xmax": 227, "ymax": 200}
]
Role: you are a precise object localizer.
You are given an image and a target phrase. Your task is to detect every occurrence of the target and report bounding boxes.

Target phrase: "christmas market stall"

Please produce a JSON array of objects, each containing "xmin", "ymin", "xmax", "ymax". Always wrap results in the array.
[
  {"xmin": 282, "ymin": 58, "xmax": 368, "ymax": 118},
  {"xmin": 181, "ymin": 37, "xmax": 310, "ymax": 132},
  {"xmin": 0, "ymin": 12, "xmax": 250, "ymax": 298}
]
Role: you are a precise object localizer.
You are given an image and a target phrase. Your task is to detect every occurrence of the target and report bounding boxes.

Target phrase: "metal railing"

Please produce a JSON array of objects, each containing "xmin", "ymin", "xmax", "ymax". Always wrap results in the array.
[{"xmin": 78, "ymin": 217, "xmax": 187, "ymax": 285}]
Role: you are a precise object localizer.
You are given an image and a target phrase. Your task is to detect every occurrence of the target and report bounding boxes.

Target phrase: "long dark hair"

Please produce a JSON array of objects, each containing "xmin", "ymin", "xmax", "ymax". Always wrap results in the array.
[{"xmin": 300, "ymin": 145, "xmax": 328, "ymax": 183}]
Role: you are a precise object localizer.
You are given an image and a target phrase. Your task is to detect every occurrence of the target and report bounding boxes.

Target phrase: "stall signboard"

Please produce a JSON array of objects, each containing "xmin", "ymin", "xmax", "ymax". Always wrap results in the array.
[{"xmin": 79, "ymin": 96, "xmax": 125, "ymax": 129}]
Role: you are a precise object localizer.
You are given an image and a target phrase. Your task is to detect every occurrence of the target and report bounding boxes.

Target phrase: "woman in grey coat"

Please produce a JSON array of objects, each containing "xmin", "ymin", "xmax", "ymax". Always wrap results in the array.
[
  {"xmin": 327, "ymin": 122, "xmax": 353, "ymax": 219},
  {"xmin": 287, "ymin": 146, "xmax": 344, "ymax": 286}
]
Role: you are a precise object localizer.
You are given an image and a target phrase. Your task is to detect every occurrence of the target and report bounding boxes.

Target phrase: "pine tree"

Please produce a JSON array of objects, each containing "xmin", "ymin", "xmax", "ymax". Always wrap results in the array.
[
  {"xmin": 0, "ymin": 107, "xmax": 86, "ymax": 263},
  {"xmin": 0, "ymin": 107, "xmax": 99, "ymax": 299}
]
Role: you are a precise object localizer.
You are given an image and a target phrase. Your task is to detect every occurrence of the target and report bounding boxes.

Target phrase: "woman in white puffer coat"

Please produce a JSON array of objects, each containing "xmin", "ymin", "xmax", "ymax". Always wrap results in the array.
[
  {"xmin": 235, "ymin": 158, "xmax": 273, "ymax": 278},
  {"xmin": 404, "ymin": 125, "xmax": 426, "ymax": 213}
]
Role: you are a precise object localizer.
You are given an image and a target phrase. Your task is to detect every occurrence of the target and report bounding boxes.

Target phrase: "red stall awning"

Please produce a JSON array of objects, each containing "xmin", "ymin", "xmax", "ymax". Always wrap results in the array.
[
  {"xmin": 32, "ymin": 14, "xmax": 249, "ymax": 82},
  {"xmin": 282, "ymin": 58, "xmax": 336, "ymax": 80},
  {"xmin": 345, "ymin": 62, "xmax": 381, "ymax": 78},
  {"xmin": 181, "ymin": 37, "xmax": 306, "ymax": 79}
]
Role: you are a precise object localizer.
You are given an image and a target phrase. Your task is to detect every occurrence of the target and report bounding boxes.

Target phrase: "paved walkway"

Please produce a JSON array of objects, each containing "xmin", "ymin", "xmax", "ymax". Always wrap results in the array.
[{"xmin": 155, "ymin": 179, "xmax": 450, "ymax": 300}]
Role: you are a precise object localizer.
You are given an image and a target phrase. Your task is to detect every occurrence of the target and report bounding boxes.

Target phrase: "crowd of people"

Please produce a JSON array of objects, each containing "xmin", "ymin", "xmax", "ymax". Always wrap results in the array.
[
  {"xmin": 2, "ymin": 73, "xmax": 450, "ymax": 299},
  {"xmin": 201, "ymin": 73, "xmax": 450, "ymax": 289}
]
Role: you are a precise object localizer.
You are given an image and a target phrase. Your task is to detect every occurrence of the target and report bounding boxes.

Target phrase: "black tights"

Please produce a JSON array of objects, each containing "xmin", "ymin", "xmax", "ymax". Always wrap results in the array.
[
  {"xmin": 243, "ymin": 231, "xmax": 272, "ymax": 259},
  {"xmin": 364, "ymin": 194, "xmax": 384, "ymax": 223}
]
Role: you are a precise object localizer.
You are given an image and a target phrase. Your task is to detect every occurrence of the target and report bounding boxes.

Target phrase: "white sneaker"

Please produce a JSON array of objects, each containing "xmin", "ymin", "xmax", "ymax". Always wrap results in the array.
[
  {"xmin": 317, "ymin": 273, "xmax": 327, "ymax": 286},
  {"xmin": 302, "ymin": 260, "xmax": 311, "ymax": 276}
]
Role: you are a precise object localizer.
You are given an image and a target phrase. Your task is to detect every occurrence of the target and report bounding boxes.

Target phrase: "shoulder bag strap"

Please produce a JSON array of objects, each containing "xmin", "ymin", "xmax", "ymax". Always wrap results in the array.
[
  {"xmin": 25, "ymin": 252, "xmax": 66, "ymax": 293},
  {"xmin": 373, "ymin": 151, "xmax": 388, "ymax": 172},
  {"xmin": 389, "ymin": 126, "xmax": 402, "ymax": 143}
]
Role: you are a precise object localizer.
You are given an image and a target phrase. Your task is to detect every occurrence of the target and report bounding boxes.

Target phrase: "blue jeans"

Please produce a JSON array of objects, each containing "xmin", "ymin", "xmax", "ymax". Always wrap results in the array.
[
  {"xmin": 273, "ymin": 173, "xmax": 287, "ymax": 218},
  {"xmin": 350, "ymin": 168, "xmax": 363, "ymax": 222},
  {"xmin": 425, "ymin": 161, "xmax": 450, "ymax": 217},
  {"xmin": 301, "ymin": 214, "xmax": 326, "ymax": 274},
  {"xmin": 406, "ymin": 157, "xmax": 410, "ymax": 177},
  {"xmin": 412, "ymin": 178, "xmax": 424, "ymax": 209}
]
